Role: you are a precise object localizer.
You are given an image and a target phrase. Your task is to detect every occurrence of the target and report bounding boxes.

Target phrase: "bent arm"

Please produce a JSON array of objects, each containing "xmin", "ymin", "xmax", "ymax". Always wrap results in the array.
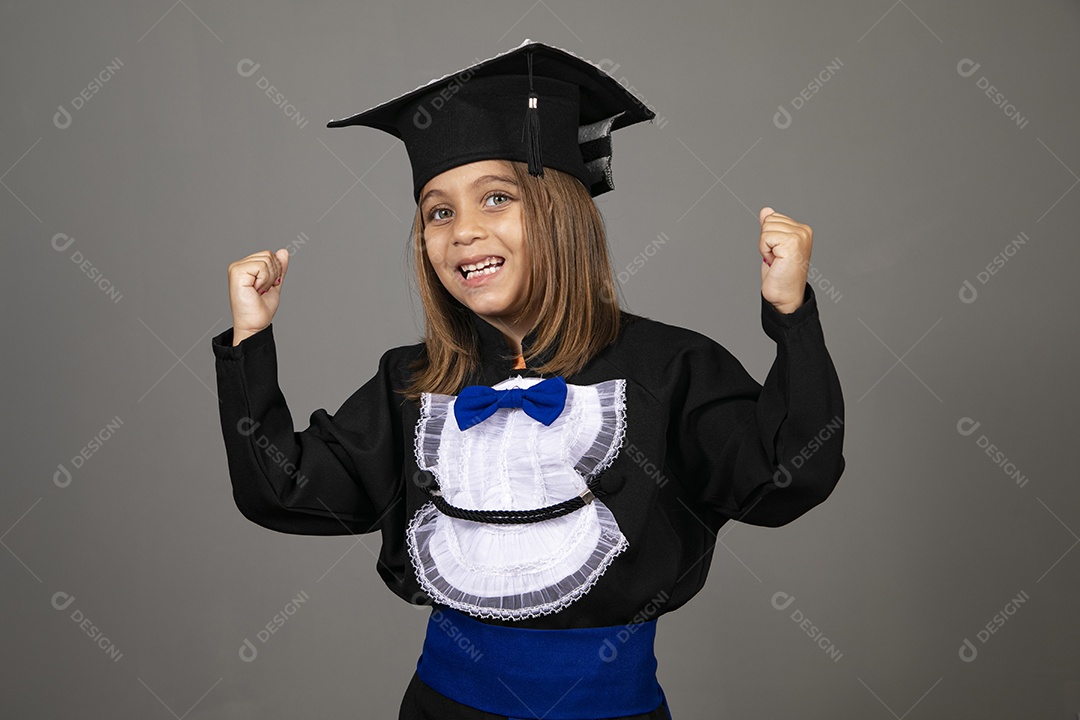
[
  {"xmin": 670, "ymin": 283, "xmax": 846, "ymax": 528},
  {"xmin": 211, "ymin": 324, "xmax": 405, "ymax": 535}
]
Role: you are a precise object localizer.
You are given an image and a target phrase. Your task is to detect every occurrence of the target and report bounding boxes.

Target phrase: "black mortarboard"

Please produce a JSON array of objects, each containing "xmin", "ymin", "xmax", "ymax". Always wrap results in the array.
[{"xmin": 326, "ymin": 39, "xmax": 657, "ymax": 203}]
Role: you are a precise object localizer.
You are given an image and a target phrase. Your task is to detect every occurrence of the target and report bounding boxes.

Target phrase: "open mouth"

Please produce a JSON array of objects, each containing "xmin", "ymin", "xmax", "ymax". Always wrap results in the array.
[{"xmin": 458, "ymin": 256, "xmax": 505, "ymax": 281}]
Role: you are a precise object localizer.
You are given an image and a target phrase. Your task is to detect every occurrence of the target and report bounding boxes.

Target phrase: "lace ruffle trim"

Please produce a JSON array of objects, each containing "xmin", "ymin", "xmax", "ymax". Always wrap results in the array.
[
  {"xmin": 405, "ymin": 499, "xmax": 629, "ymax": 621},
  {"xmin": 406, "ymin": 376, "xmax": 631, "ymax": 620}
]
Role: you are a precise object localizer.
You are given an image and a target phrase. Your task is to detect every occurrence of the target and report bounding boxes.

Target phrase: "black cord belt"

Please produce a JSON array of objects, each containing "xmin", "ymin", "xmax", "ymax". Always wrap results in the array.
[{"xmin": 427, "ymin": 475, "xmax": 607, "ymax": 525}]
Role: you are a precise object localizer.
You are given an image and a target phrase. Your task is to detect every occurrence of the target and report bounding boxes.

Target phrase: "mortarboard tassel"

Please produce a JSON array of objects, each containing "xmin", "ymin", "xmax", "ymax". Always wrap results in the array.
[{"xmin": 522, "ymin": 51, "xmax": 544, "ymax": 178}]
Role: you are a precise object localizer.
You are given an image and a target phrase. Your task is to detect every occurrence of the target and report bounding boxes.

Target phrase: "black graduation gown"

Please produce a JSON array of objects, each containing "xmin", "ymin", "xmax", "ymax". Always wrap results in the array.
[{"xmin": 210, "ymin": 281, "xmax": 845, "ymax": 633}]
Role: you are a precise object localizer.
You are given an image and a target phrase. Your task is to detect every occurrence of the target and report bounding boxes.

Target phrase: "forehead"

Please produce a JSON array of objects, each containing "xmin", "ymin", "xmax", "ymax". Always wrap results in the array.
[{"xmin": 420, "ymin": 159, "xmax": 516, "ymax": 200}]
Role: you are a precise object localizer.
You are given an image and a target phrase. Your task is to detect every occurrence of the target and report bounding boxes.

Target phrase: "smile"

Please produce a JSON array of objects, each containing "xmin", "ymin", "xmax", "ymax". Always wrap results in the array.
[{"xmin": 457, "ymin": 256, "xmax": 505, "ymax": 282}]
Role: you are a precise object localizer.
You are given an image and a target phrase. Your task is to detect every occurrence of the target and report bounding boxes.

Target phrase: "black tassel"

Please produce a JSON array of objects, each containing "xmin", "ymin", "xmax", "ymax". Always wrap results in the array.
[
  {"xmin": 524, "ymin": 92, "xmax": 543, "ymax": 176},
  {"xmin": 522, "ymin": 52, "xmax": 544, "ymax": 177}
]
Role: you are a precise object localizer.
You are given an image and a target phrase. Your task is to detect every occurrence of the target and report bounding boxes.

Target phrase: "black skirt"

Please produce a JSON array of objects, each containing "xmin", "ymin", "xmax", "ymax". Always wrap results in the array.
[{"xmin": 398, "ymin": 670, "xmax": 673, "ymax": 720}]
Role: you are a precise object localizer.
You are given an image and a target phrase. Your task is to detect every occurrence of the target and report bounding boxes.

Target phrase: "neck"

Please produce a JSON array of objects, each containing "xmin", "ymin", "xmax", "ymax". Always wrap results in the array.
[
  {"xmin": 477, "ymin": 308, "xmax": 539, "ymax": 357},
  {"xmin": 465, "ymin": 304, "xmax": 569, "ymax": 384}
]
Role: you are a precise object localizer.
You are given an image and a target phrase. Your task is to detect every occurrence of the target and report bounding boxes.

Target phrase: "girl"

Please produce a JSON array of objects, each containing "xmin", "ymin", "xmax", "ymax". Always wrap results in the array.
[{"xmin": 213, "ymin": 40, "xmax": 845, "ymax": 720}]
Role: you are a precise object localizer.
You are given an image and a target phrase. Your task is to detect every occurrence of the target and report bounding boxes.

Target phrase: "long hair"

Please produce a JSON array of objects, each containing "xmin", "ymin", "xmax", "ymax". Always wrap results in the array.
[{"xmin": 400, "ymin": 160, "xmax": 622, "ymax": 403}]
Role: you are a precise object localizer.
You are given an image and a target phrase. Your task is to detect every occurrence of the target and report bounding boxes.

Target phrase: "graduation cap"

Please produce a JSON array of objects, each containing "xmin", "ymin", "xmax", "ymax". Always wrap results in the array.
[{"xmin": 326, "ymin": 39, "xmax": 657, "ymax": 203}]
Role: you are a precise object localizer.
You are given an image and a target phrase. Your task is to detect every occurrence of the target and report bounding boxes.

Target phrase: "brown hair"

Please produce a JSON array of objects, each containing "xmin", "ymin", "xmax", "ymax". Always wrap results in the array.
[{"xmin": 399, "ymin": 160, "xmax": 622, "ymax": 403}]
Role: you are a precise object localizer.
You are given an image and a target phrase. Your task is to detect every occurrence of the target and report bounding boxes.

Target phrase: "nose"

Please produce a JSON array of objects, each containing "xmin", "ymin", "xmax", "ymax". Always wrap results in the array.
[{"xmin": 452, "ymin": 203, "xmax": 488, "ymax": 245}]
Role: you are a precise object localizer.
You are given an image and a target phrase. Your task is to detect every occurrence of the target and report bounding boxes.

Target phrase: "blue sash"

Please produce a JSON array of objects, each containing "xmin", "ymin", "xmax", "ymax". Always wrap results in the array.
[{"xmin": 415, "ymin": 605, "xmax": 669, "ymax": 719}]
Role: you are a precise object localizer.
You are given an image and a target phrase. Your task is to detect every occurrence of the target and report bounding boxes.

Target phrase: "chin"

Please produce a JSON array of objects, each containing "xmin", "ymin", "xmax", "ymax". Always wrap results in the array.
[
  {"xmin": 461, "ymin": 297, "xmax": 520, "ymax": 318},
  {"xmin": 464, "ymin": 302, "xmax": 510, "ymax": 318}
]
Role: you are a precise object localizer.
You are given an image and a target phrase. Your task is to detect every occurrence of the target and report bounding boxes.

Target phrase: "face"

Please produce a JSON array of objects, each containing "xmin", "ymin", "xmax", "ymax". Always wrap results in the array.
[{"xmin": 420, "ymin": 159, "xmax": 534, "ymax": 333}]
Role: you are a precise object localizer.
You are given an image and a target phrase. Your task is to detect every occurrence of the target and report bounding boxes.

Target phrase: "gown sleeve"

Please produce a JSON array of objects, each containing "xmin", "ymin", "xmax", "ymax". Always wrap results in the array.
[
  {"xmin": 210, "ymin": 323, "xmax": 406, "ymax": 535},
  {"xmin": 667, "ymin": 282, "xmax": 846, "ymax": 528}
]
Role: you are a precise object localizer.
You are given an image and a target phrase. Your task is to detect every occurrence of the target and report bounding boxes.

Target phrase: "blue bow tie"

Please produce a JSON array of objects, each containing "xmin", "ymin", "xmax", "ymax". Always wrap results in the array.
[{"xmin": 454, "ymin": 376, "xmax": 568, "ymax": 431}]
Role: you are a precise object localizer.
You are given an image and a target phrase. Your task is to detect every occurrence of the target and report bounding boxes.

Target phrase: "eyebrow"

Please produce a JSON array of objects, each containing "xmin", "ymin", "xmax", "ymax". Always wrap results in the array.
[{"xmin": 419, "ymin": 173, "xmax": 518, "ymax": 208}]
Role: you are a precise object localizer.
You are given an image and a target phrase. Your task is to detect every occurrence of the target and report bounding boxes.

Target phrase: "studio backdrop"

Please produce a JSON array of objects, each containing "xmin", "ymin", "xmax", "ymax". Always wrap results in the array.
[{"xmin": 3, "ymin": 1, "xmax": 1078, "ymax": 718}]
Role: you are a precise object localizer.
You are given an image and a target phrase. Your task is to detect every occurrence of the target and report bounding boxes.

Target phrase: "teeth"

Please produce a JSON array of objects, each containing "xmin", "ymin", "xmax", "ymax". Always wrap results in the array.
[
  {"xmin": 461, "ymin": 257, "xmax": 504, "ymax": 279},
  {"xmin": 462, "ymin": 257, "xmax": 502, "ymax": 272}
]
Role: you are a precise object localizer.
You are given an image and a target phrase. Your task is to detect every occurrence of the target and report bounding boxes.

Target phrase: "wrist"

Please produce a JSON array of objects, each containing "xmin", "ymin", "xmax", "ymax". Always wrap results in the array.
[
  {"xmin": 231, "ymin": 327, "xmax": 263, "ymax": 346},
  {"xmin": 770, "ymin": 300, "xmax": 802, "ymax": 315}
]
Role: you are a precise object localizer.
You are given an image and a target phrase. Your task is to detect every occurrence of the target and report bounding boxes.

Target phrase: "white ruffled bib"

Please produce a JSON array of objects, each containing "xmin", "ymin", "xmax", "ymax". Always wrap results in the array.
[{"xmin": 407, "ymin": 375, "xmax": 629, "ymax": 620}]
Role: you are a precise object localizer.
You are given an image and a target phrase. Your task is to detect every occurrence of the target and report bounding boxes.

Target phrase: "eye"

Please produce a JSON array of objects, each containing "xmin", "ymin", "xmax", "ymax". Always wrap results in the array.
[
  {"xmin": 485, "ymin": 192, "xmax": 513, "ymax": 207},
  {"xmin": 428, "ymin": 206, "xmax": 452, "ymax": 222}
]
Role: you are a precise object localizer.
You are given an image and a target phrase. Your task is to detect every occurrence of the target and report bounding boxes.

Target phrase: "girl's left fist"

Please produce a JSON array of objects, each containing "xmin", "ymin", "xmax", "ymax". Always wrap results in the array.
[{"xmin": 759, "ymin": 206, "xmax": 812, "ymax": 313}]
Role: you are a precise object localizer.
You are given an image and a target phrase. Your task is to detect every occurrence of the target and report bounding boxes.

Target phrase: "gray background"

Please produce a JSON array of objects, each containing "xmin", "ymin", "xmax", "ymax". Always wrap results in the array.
[{"xmin": 3, "ymin": 1, "xmax": 1078, "ymax": 718}]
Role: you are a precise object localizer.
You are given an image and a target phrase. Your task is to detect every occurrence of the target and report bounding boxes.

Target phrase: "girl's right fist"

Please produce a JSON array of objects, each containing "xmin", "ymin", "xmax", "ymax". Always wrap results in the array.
[{"xmin": 227, "ymin": 248, "xmax": 289, "ymax": 344}]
